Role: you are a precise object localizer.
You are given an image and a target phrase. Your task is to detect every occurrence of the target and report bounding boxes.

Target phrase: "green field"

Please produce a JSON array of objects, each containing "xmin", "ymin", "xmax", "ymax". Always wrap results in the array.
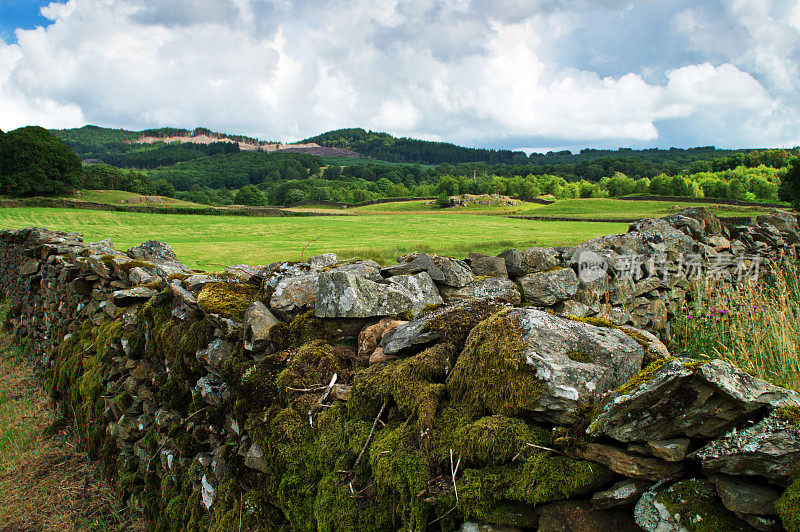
[
  {"xmin": 0, "ymin": 207, "xmax": 626, "ymax": 268},
  {"xmin": 293, "ymin": 198, "xmax": 775, "ymax": 219}
]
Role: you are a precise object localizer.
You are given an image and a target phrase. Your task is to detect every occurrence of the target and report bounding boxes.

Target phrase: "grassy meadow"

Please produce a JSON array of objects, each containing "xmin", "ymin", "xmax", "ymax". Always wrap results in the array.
[{"xmin": 0, "ymin": 206, "xmax": 627, "ymax": 268}]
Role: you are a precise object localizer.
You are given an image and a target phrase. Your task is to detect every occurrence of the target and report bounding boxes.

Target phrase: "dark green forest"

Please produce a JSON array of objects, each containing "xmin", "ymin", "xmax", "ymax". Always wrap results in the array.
[{"xmin": 0, "ymin": 124, "xmax": 795, "ymax": 207}]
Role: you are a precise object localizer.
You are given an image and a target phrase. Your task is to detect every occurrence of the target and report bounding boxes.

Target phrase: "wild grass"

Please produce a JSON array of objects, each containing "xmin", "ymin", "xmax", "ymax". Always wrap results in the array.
[
  {"xmin": 0, "ymin": 300, "xmax": 142, "ymax": 530},
  {"xmin": 672, "ymin": 257, "xmax": 800, "ymax": 391}
]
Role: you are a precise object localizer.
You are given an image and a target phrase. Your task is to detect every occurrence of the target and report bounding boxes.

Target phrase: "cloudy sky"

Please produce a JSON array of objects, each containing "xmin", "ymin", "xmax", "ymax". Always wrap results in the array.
[{"xmin": 1, "ymin": 0, "xmax": 799, "ymax": 152}]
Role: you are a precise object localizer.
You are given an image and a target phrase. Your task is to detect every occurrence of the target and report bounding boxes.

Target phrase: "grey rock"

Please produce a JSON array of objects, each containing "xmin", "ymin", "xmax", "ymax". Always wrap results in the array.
[
  {"xmin": 521, "ymin": 246, "xmax": 559, "ymax": 273},
  {"xmin": 154, "ymin": 408, "xmax": 181, "ymax": 431},
  {"xmin": 387, "ymin": 272, "xmax": 444, "ymax": 316},
  {"xmin": 20, "ymin": 258, "xmax": 40, "ymax": 276},
  {"xmin": 225, "ymin": 264, "xmax": 259, "ymax": 281},
  {"xmin": 127, "ymin": 240, "xmax": 183, "ymax": 266},
  {"xmin": 381, "ymin": 253, "xmax": 445, "ymax": 282},
  {"xmin": 243, "ymin": 301, "xmax": 280, "ymax": 352},
  {"xmin": 196, "ymin": 339, "xmax": 235, "ymax": 369},
  {"xmin": 588, "ymin": 358, "xmax": 800, "ymax": 442},
  {"xmin": 714, "ymin": 475, "xmax": 779, "ymax": 515},
  {"xmin": 315, "ymin": 271, "xmax": 413, "ymax": 318},
  {"xmin": 468, "ymin": 256, "xmax": 509, "ymax": 278},
  {"xmin": 439, "ymin": 276, "xmax": 521, "ymax": 305},
  {"xmin": 128, "ymin": 266, "xmax": 156, "ymax": 285},
  {"xmin": 184, "ymin": 274, "xmax": 219, "ymax": 291},
  {"xmin": 519, "ymin": 267, "xmax": 579, "ymax": 306},
  {"xmin": 694, "ymin": 410, "xmax": 800, "ymax": 484},
  {"xmin": 112, "ymin": 287, "xmax": 158, "ymax": 305},
  {"xmin": 244, "ymin": 443, "xmax": 268, "ymax": 473},
  {"xmin": 331, "ymin": 260, "xmax": 382, "ymax": 281},
  {"xmin": 195, "ymin": 376, "xmax": 229, "ymax": 406},
  {"xmin": 633, "ymin": 299, "xmax": 668, "ymax": 331},
  {"xmin": 428, "ymin": 254, "xmax": 474, "ymax": 287},
  {"xmin": 308, "ymin": 252, "xmax": 338, "ymax": 269},
  {"xmin": 170, "ymin": 280, "xmax": 197, "ymax": 305},
  {"xmin": 497, "ymin": 248, "xmax": 525, "ymax": 278},
  {"xmin": 554, "ymin": 299, "xmax": 592, "ymax": 318},
  {"xmin": 757, "ymin": 210, "xmax": 799, "ymax": 243},
  {"xmin": 454, "ymin": 308, "xmax": 643, "ymax": 425},
  {"xmin": 572, "ymin": 443, "xmax": 685, "ymax": 480},
  {"xmin": 646, "ymin": 438, "xmax": 690, "ymax": 462},
  {"xmin": 592, "ymin": 479, "xmax": 653, "ymax": 510},
  {"xmin": 269, "ymin": 272, "xmax": 319, "ymax": 318},
  {"xmin": 382, "ymin": 299, "xmax": 509, "ymax": 356}
]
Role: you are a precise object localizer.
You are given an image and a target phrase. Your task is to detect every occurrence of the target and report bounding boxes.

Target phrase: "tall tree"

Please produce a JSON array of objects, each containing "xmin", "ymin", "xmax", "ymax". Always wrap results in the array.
[
  {"xmin": 0, "ymin": 126, "xmax": 82, "ymax": 196},
  {"xmin": 778, "ymin": 156, "xmax": 800, "ymax": 209}
]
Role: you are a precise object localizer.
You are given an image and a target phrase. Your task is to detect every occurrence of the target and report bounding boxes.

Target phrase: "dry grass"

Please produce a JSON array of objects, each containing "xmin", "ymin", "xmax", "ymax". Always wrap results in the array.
[
  {"xmin": 674, "ymin": 257, "xmax": 800, "ymax": 391},
  {"xmin": 0, "ymin": 325, "xmax": 143, "ymax": 531}
]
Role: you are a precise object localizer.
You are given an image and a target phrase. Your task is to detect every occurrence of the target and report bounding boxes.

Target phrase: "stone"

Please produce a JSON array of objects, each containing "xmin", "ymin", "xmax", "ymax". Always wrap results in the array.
[
  {"xmin": 117, "ymin": 413, "xmax": 152, "ymax": 442},
  {"xmin": 663, "ymin": 213, "xmax": 705, "ymax": 239},
  {"xmin": 20, "ymin": 258, "xmax": 40, "ymax": 276},
  {"xmin": 170, "ymin": 280, "xmax": 197, "ymax": 305},
  {"xmin": 331, "ymin": 260, "xmax": 382, "ymax": 281},
  {"xmin": 634, "ymin": 479, "xmax": 748, "ymax": 532},
  {"xmin": 154, "ymin": 408, "xmax": 181, "ymax": 431},
  {"xmin": 554, "ymin": 299, "xmax": 592, "ymax": 318},
  {"xmin": 646, "ymin": 438, "xmax": 690, "ymax": 462},
  {"xmin": 195, "ymin": 376, "xmax": 229, "ymax": 406},
  {"xmin": 633, "ymin": 299, "xmax": 668, "ymax": 330},
  {"xmin": 497, "ymin": 248, "xmax": 525, "ymax": 278},
  {"xmin": 112, "ymin": 287, "xmax": 158, "ymax": 305},
  {"xmin": 269, "ymin": 272, "xmax": 319, "ymax": 318},
  {"xmin": 619, "ymin": 326, "xmax": 671, "ymax": 361},
  {"xmin": 381, "ymin": 299, "xmax": 510, "ymax": 356},
  {"xmin": 387, "ymin": 272, "xmax": 445, "ymax": 316},
  {"xmin": 426, "ymin": 254, "xmax": 474, "ymax": 287},
  {"xmin": 448, "ymin": 307, "xmax": 643, "ymax": 425},
  {"xmin": 714, "ymin": 475, "xmax": 779, "ymax": 515},
  {"xmin": 244, "ymin": 443, "xmax": 268, "ymax": 473},
  {"xmin": 681, "ymin": 207, "xmax": 724, "ymax": 236},
  {"xmin": 592, "ymin": 479, "xmax": 653, "ymax": 510},
  {"xmin": 127, "ymin": 240, "xmax": 183, "ymax": 266},
  {"xmin": 128, "ymin": 266, "xmax": 156, "ymax": 285},
  {"xmin": 369, "ymin": 347, "xmax": 397, "ymax": 365},
  {"xmin": 243, "ymin": 301, "xmax": 280, "ymax": 352},
  {"xmin": 225, "ymin": 264, "xmax": 259, "ymax": 281},
  {"xmin": 438, "ymin": 276, "xmax": 521, "ymax": 305},
  {"xmin": 521, "ymin": 246, "xmax": 559, "ymax": 273},
  {"xmin": 757, "ymin": 210, "xmax": 799, "ymax": 243},
  {"xmin": 468, "ymin": 256, "xmax": 508, "ymax": 278},
  {"xmin": 358, "ymin": 318, "xmax": 406, "ymax": 359},
  {"xmin": 201, "ymin": 474, "xmax": 215, "ymax": 509},
  {"xmin": 381, "ymin": 253, "xmax": 445, "ymax": 282},
  {"xmin": 314, "ymin": 271, "xmax": 414, "ymax": 318},
  {"xmin": 588, "ymin": 358, "xmax": 800, "ymax": 443},
  {"xmin": 693, "ymin": 410, "xmax": 800, "ymax": 485},
  {"xmin": 308, "ymin": 253, "xmax": 338, "ymax": 269},
  {"xmin": 196, "ymin": 338, "xmax": 235, "ymax": 369},
  {"xmin": 184, "ymin": 274, "xmax": 219, "ymax": 291},
  {"xmin": 708, "ymin": 235, "xmax": 732, "ymax": 252},
  {"xmin": 536, "ymin": 500, "xmax": 640, "ymax": 532},
  {"xmin": 459, "ymin": 523, "xmax": 522, "ymax": 532},
  {"xmin": 519, "ymin": 268, "xmax": 579, "ymax": 306},
  {"xmin": 571, "ymin": 443, "xmax": 685, "ymax": 481}
]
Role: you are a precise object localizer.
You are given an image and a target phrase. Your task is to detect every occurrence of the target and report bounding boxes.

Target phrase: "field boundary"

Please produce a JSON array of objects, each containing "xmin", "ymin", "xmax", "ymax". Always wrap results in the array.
[
  {"xmin": 509, "ymin": 214, "xmax": 757, "ymax": 225},
  {"xmin": 0, "ymin": 198, "xmax": 349, "ymax": 217},
  {"xmin": 618, "ymin": 194, "xmax": 787, "ymax": 208}
]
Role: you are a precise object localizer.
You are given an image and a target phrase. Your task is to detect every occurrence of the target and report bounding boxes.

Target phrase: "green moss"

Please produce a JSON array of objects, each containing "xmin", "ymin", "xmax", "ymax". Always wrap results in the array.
[
  {"xmin": 197, "ymin": 281, "xmax": 264, "ymax": 321},
  {"xmin": 349, "ymin": 343, "xmax": 451, "ymax": 433},
  {"xmin": 566, "ymin": 350, "xmax": 591, "ymax": 363},
  {"xmin": 276, "ymin": 340, "xmax": 351, "ymax": 406},
  {"xmin": 421, "ymin": 299, "xmax": 507, "ymax": 352},
  {"xmin": 776, "ymin": 406, "xmax": 800, "ymax": 426},
  {"xmin": 118, "ymin": 259, "xmax": 156, "ymax": 273},
  {"xmin": 144, "ymin": 279, "xmax": 167, "ymax": 291},
  {"xmin": 167, "ymin": 272, "xmax": 190, "ymax": 282},
  {"xmin": 455, "ymin": 415, "xmax": 540, "ymax": 466},
  {"xmin": 656, "ymin": 479, "xmax": 750, "ymax": 532},
  {"xmin": 777, "ymin": 475, "xmax": 800, "ymax": 532},
  {"xmin": 446, "ymin": 310, "xmax": 545, "ymax": 418},
  {"xmin": 616, "ymin": 357, "xmax": 672, "ymax": 395},
  {"xmin": 563, "ymin": 314, "xmax": 651, "ymax": 349}
]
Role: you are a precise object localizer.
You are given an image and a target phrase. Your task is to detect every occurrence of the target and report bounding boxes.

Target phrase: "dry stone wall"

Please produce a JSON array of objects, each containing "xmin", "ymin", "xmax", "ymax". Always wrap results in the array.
[{"xmin": 0, "ymin": 207, "xmax": 799, "ymax": 531}]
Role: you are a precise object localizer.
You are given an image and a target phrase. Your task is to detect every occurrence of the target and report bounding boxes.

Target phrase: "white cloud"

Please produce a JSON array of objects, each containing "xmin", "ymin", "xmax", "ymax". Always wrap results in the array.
[{"xmin": 0, "ymin": 0, "xmax": 798, "ymax": 149}]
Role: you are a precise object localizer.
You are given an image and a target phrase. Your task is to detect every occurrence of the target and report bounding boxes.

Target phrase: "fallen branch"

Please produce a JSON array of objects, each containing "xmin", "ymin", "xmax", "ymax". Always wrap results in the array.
[
  {"xmin": 512, "ymin": 442, "xmax": 562, "ymax": 462},
  {"xmin": 308, "ymin": 373, "xmax": 338, "ymax": 426},
  {"xmin": 352, "ymin": 400, "xmax": 387, "ymax": 471}
]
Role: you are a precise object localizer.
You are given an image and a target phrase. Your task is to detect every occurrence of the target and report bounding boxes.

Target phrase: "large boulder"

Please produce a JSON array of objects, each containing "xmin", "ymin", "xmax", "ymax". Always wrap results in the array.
[
  {"xmin": 467, "ymin": 255, "xmax": 509, "ymax": 278},
  {"xmin": 269, "ymin": 272, "xmax": 319, "ymax": 318},
  {"xmin": 447, "ymin": 308, "xmax": 644, "ymax": 424},
  {"xmin": 757, "ymin": 210, "xmax": 799, "ymax": 243},
  {"xmin": 439, "ymin": 276, "xmax": 521, "ymax": 305},
  {"xmin": 519, "ymin": 267, "xmax": 579, "ymax": 306},
  {"xmin": 386, "ymin": 272, "xmax": 444, "ymax": 315},
  {"xmin": 127, "ymin": 240, "xmax": 183, "ymax": 267},
  {"xmin": 588, "ymin": 358, "xmax": 800, "ymax": 442}
]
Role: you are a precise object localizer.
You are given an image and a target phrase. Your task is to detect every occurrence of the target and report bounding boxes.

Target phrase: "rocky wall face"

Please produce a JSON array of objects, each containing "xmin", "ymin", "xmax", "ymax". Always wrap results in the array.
[{"xmin": 0, "ymin": 207, "xmax": 798, "ymax": 531}]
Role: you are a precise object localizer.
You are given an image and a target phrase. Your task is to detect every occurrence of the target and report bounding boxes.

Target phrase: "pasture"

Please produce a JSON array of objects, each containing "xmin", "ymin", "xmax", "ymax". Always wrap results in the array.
[{"xmin": 0, "ymin": 207, "xmax": 626, "ymax": 268}]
